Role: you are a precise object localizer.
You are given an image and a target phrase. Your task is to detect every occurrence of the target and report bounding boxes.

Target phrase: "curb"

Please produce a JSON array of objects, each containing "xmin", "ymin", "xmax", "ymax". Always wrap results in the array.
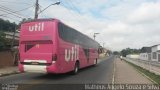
[{"xmin": 0, "ymin": 71, "xmax": 20, "ymax": 77}]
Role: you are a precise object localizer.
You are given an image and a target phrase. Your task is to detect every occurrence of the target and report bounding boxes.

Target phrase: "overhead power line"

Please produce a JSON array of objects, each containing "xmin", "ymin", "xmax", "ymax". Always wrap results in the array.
[
  {"xmin": 0, "ymin": 0, "xmax": 33, "ymax": 5},
  {"xmin": 0, "ymin": 8, "xmax": 24, "ymax": 18},
  {"xmin": 0, "ymin": 5, "xmax": 30, "ymax": 18},
  {"xmin": 0, "ymin": 15, "xmax": 21, "ymax": 22},
  {"xmin": 38, "ymin": 5, "xmax": 47, "ymax": 18},
  {"xmin": 60, "ymin": 0, "xmax": 91, "ymax": 27},
  {"xmin": 0, "ymin": 5, "xmax": 34, "ymax": 17},
  {"xmin": 67, "ymin": 0, "xmax": 81, "ymax": 14}
]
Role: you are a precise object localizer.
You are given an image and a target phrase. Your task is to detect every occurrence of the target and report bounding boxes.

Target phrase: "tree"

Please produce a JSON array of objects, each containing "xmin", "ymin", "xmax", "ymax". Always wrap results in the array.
[
  {"xmin": 113, "ymin": 51, "xmax": 120, "ymax": 55},
  {"xmin": 120, "ymin": 48, "xmax": 140, "ymax": 57},
  {"xmin": 19, "ymin": 18, "xmax": 32, "ymax": 25},
  {"xmin": 0, "ymin": 18, "xmax": 17, "ymax": 32},
  {"xmin": 0, "ymin": 31, "xmax": 6, "ymax": 50}
]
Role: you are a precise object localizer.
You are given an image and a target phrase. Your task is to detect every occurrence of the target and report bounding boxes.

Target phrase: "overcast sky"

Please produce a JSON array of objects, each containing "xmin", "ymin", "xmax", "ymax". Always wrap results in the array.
[{"xmin": 0, "ymin": 0, "xmax": 160, "ymax": 51}]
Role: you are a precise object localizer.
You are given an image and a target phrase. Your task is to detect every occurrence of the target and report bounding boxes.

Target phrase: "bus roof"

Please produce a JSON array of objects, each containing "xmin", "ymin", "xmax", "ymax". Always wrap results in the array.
[
  {"xmin": 21, "ymin": 18, "xmax": 100, "ymax": 47},
  {"xmin": 21, "ymin": 18, "xmax": 60, "ymax": 24}
]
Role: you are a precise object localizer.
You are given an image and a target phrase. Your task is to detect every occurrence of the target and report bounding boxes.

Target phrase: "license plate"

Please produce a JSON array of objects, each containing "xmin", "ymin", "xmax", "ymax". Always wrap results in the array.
[{"xmin": 31, "ymin": 62, "xmax": 39, "ymax": 65}]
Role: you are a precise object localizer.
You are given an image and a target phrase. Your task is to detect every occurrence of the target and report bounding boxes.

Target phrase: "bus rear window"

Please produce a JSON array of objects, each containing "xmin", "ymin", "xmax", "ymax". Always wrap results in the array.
[
  {"xmin": 25, "ymin": 44, "xmax": 35, "ymax": 52},
  {"xmin": 23, "ymin": 40, "xmax": 53, "ymax": 53}
]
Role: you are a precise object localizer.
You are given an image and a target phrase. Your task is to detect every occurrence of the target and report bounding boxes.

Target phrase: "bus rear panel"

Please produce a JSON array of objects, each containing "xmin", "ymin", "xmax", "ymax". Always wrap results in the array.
[{"xmin": 19, "ymin": 19, "xmax": 99, "ymax": 74}]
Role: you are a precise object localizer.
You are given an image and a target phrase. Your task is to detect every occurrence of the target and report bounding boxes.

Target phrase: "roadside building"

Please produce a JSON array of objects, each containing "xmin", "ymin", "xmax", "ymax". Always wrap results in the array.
[
  {"xmin": 139, "ymin": 47, "xmax": 151, "ymax": 61},
  {"xmin": 4, "ymin": 31, "xmax": 19, "ymax": 40},
  {"xmin": 151, "ymin": 44, "xmax": 160, "ymax": 62}
]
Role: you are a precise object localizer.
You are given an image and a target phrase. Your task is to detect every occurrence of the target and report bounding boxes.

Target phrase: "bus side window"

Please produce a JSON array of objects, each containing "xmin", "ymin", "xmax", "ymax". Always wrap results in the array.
[
  {"xmin": 90, "ymin": 48, "xmax": 95, "ymax": 53},
  {"xmin": 83, "ymin": 48, "xmax": 89, "ymax": 60}
]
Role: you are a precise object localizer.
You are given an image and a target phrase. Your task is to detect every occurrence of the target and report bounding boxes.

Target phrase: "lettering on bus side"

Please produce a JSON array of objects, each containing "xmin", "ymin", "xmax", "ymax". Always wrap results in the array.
[
  {"xmin": 65, "ymin": 45, "xmax": 79, "ymax": 62},
  {"xmin": 29, "ymin": 22, "xmax": 44, "ymax": 32}
]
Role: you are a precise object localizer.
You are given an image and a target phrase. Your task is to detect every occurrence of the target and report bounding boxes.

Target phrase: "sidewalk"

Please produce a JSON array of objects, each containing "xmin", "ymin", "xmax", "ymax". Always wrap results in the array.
[
  {"xmin": 115, "ymin": 58, "xmax": 153, "ymax": 84},
  {"xmin": 0, "ymin": 66, "xmax": 19, "ymax": 77}
]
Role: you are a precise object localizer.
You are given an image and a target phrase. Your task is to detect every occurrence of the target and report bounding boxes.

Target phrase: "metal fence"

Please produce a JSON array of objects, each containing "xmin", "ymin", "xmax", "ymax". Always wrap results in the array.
[{"xmin": 123, "ymin": 57, "xmax": 160, "ymax": 75}]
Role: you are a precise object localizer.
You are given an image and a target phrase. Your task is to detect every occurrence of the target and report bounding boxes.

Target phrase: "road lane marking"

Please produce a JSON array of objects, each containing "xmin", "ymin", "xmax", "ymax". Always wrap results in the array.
[{"xmin": 112, "ymin": 57, "xmax": 116, "ymax": 90}]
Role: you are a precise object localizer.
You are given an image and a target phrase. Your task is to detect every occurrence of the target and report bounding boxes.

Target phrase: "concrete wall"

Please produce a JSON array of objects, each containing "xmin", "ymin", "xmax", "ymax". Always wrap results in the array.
[
  {"xmin": 0, "ymin": 51, "xmax": 14, "ymax": 68},
  {"xmin": 126, "ymin": 54, "xmax": 139, "ymax": 59}
]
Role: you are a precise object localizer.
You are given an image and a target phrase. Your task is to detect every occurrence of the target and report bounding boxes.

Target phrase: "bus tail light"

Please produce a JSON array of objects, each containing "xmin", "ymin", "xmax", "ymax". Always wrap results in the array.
[{"xmin": 52, "ymin": 54, "xmax": 57, "ymax": 61}]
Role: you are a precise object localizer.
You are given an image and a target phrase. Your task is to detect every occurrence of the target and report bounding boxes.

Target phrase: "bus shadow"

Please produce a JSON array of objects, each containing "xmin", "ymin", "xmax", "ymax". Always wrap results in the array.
[
  {"xmin": 78, "ymin": 65, "xmax": 99, "ymax": 73},
  {"xmin": 34, "ymin": 65, "xmax": 98, "ymax": 80},
  {"xmin": 34, "ymin": 73, "xmax": 72, "ymax": 80}
]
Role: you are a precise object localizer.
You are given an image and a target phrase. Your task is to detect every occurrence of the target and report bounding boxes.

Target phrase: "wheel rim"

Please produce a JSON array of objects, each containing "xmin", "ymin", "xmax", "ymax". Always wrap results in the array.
[
  {"xmin": 75, "ymin": 65, "xmax": 78, "ymax": 73},
  {"xmin": 94, "ymin": 60, "xmax": 97, "ymax": 64}
]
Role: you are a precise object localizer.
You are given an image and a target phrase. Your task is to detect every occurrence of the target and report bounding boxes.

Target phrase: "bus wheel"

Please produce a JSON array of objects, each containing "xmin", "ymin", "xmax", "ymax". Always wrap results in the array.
[{"xmin": 72, "ymin": 61, "xmax": 79, "ymax": 74}]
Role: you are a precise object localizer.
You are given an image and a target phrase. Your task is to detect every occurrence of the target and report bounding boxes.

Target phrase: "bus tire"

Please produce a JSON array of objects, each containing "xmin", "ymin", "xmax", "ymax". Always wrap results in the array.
[{"xmin": 72, "ymin": 61, "xmax": 79, "ymax": 74}]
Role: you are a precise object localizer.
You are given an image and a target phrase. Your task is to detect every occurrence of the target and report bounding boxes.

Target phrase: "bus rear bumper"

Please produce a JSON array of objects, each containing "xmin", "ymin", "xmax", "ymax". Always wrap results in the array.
[
  {"xmin": 19, "ymin": 64, "xmax": 59, "ymax": 74},
  {"xmin": 23, "ymin": 65, "xmax": 47, "ymax": 73}
]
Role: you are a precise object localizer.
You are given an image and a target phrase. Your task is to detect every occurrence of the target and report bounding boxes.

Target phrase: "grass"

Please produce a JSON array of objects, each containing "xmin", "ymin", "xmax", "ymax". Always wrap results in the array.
[{"xmin": 124, "ymin": 59, "xmax": 160, "ymax": 84}]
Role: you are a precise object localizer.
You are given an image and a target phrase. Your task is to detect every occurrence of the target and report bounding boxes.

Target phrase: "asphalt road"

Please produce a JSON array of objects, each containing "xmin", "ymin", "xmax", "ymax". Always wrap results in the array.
[{"xmin": 0, "ymin": 56, "xmax": 115, "ymax": 90}]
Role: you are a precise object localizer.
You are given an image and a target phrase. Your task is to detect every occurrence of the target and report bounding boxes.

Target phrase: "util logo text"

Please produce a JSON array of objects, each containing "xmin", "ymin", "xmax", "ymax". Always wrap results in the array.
[
  {"xmin": 65, "ymin": 45, "xmax": 79, "ymax": 62},
  {"xmin": 29, "ymin": 22, "xmax": 44, "ymax": 32}
]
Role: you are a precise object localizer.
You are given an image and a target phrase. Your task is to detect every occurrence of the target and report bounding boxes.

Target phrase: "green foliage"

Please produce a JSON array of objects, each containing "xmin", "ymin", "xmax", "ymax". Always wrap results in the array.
[
  {"xmin": 19, "ymin": 18, "xmax": 32, "ymax": 25},
  {"xmin": 0, "ymin": 31, "xmax": 6, "ymax": 50},
  {"xmin": 121, "ymin": 48, "xmax": 140, "ymax": 57},
  {"xmin": 0, "ymin": 18, "xmax": 19, "ymax": 50},
  {"xmin": 0, "ymin": 18, "xmax": 17, "ymax": 32},
  {"xmin": 113, "ymin": 51, "xmax": 120, "ymax": 55}
]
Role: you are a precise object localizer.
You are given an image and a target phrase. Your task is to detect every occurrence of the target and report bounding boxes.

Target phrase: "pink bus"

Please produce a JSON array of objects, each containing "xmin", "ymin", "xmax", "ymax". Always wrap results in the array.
[{"xmin": 19, "ymin": 19, "xmax": 99, "ymax": 74}]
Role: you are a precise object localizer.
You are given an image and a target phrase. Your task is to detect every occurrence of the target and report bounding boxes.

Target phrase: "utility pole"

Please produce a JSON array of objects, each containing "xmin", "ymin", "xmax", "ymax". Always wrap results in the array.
[
  {"xmin": 93, "ymin": 33, "xmax": 100, "ymax": 40},
  {"xmin": 34, "ymin": 0, "xmax": 60, "ymax": 19},
  {"xmin": 93, "ymin": 34, "xmax": 96, "ymax": 40},
  {"xmin": 103, "ymin": 42, "xmax": 105, "ymax": 47},
  {"xmin": 34, "ymin": 0, "xmax": 39, "ymax": 19},
  {"xmin": 11, "ymin": 26, "xmax": 16, "ymax": 50}
]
